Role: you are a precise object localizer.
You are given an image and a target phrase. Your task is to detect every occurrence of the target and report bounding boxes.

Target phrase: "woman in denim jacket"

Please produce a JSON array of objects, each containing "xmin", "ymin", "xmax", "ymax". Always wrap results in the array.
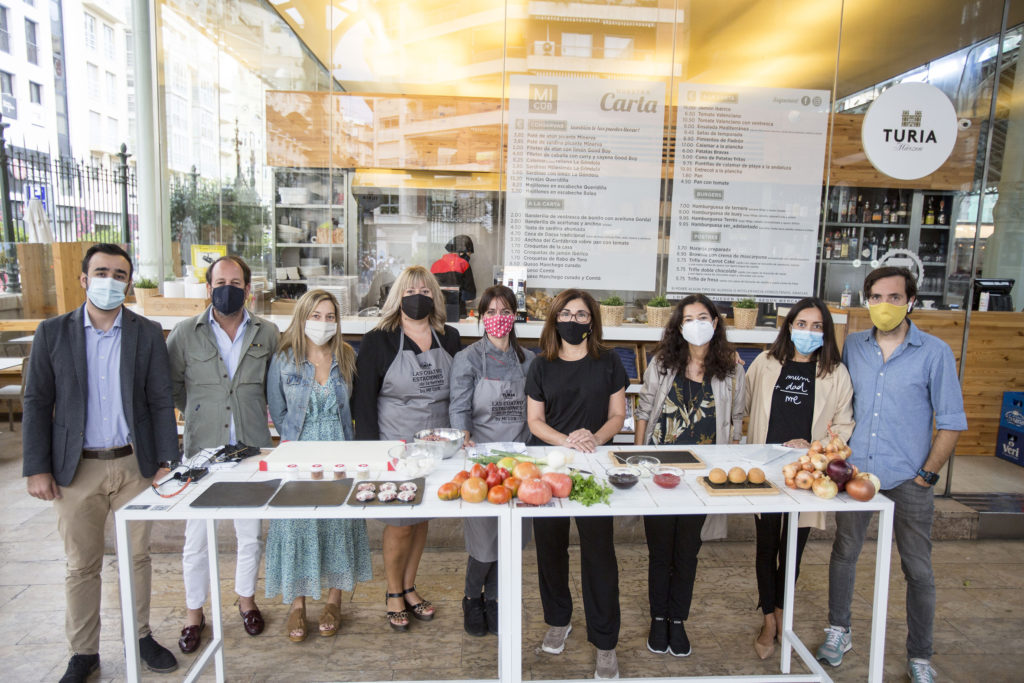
[{"xmin": 264, "ymin": 289, "xmax": 372, "ymax": 642}]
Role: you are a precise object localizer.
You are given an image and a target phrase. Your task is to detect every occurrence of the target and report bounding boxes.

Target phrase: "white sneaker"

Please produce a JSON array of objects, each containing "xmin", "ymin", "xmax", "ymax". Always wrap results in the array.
[
  {"xmin": 541, "ymin": 624, "xmax": 572, "ymax": 654},
  {"xmin": 594, "ymin": 648, "xmax": 619, "ymax": 679},
  {"xmin": 907, "ymin": 658, "xmax": 936, "ymax": 682}
]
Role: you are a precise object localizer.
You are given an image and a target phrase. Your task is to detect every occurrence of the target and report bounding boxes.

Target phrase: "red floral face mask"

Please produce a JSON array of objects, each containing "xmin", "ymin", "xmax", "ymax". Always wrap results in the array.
[{"xmin": 483, "ymin": 313, "xmax": 515, "ymax": 338}]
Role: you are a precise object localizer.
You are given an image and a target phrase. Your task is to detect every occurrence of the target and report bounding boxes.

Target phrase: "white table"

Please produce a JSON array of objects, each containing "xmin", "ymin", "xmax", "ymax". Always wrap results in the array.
[{"xmin": 115, "ymin": 444, "xmax": 894, "ymax": 683}]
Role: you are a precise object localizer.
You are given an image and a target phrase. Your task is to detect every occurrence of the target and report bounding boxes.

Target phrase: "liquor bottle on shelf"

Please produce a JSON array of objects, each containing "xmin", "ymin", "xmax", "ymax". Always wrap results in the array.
[
  {"xmin": 840, "ymin": 283, "xmax": 852, "ymax": 308},
  {"xmin": 897, "ymin": 232, "xmax": 906, "ymax": 249},
  {"xmin": 825, "ymin": 237, "xmax": 832, "ymax": 260},
  {"xmin": 860, "ymin": 196, "xmax": 871, "ymax": 223},
  {"xmin": 872, "ymin": 202, "xmax": 882, "ymax": 223},
  {"xmin": 870, "ymin": 233, "xmax": 879, "ymax": 261},
  {"xmin": 925, "ymin": 197, "xmax": 936, "ymax": 225},
  {"xmin": 839, "ymin": 196, "xmax": 847, "ymax": 223},
  {"xmin": 833, "ymin": 230, "xmax": 842, "ymax": 258},
  {"xmin": 897, "ymin": 198, "xmax": 908, "ymax": 224},
  {"xmin": 847, "ymin": 196, "xmax": 857, "ymax": 222},
  {"xmin": 840, "ymin": 230, "xmax": 849, "ymax": 259},
  {"xmin": 937, "ymin": 199, "xmax": 947, "ymax": 225},
  {"xmin": 850, "ymin": 228, "xmax": 859, "ymax": 257},
  {"xmin": 882, "ymin": 196, "xmax": 891, "ymax": 223},
  {"xmin": 861, "ymin": 234, "xmax": 872, "ymax": 260}
]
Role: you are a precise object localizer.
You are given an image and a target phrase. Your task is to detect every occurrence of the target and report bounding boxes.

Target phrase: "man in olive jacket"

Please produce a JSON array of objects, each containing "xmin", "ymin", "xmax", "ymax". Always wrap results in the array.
[
  {"xmin": 166, "ymin": 256, "xmax": 278, "ymax": 653},
  {"xmin": 23, "ymin": 243, "xmax": 179, "ymax": 682}
]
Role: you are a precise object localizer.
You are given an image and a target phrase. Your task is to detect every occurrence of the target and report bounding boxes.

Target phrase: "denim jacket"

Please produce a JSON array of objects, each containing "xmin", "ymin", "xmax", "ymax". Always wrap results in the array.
[{"xmin": 267, "ymin": 348, "xmax": 354, "ymax": 442}]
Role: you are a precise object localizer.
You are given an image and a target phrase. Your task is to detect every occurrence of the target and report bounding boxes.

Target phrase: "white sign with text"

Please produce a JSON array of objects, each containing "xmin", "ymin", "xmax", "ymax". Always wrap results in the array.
[
  {"xmin": 504, "ymin": 76, "xmax": 665, "ymax": 290},
  {"xmin": 667, "ymin": 84, "xmax": 830, "ymax": 301},
  {"xmin": 861, "ymin": 82, "xmax": 959, "ymax": 180}
]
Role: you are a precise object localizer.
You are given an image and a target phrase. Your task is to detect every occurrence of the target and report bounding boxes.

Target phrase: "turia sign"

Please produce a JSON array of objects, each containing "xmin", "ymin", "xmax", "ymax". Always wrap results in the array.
[{"xmin": 861, "ymin": 82, "xmax": 958, "ymax": 180}]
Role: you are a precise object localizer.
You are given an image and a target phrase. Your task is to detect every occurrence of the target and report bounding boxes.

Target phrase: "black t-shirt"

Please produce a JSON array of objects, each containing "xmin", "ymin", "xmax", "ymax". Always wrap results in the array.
[
  {"xmin": 765, "ymin": 360, "xmax": 816, "ymax": 444},
  {"xmin": 524, "ymin": 349, "xmax": 629, "ymax": 446},
  {"xmin": 352, "ymin": 325, "xmax": 462, "ymax": 440}
]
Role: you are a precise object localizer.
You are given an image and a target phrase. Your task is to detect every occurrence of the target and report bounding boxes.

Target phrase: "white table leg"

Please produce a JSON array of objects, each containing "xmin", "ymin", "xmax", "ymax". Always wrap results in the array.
[
  {"xmin": 207, "ymin": 518, "xmax": 225, "ymax": 682},
  {"xmin": 780, "ymin": 510, "xmax": 798, "ymax": 674},
  {"xmin": 510, "ymin": 512, "xmax": 525, "ymax": 683},
  {"xmin": 497, "ymin": 507, "xmax": 513, "ymax": 682},
  {"xmin": 115, "ymin": 513, "xmax": 141, "ymax": 683},
  {"xmin": 869, "ymin": 504, "xmax": 893, "ymax": 683}
]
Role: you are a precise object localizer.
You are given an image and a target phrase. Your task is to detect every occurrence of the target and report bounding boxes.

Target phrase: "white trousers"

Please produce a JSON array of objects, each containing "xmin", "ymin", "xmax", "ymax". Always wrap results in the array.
[{"xmin": 182, "ymin": 518, "xmax": 262, "ymax": 609}]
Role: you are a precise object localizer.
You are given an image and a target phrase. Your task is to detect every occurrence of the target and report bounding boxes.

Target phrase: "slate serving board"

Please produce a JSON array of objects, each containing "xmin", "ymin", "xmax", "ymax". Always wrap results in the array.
[
  {"xmin": 189, "ymin": 479, "xmax": 282, "ymax": 508},
  {"xmin": 268, "ymin": 479, "xmax": 353, "ymax": 507}
]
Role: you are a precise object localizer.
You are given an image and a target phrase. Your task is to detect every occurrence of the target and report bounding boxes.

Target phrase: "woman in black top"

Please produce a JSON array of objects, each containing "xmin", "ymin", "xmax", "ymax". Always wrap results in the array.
[
  {"xmin": 525, "ymin": 288, "xmax": 628, "ymax": 680},
  {"xmin": 744, "ymin": 297, "xmax": 853, "ymax": 659},
  {"xmin": 352, "ymin": 265, "xmax": 461, "ymax": 631}
]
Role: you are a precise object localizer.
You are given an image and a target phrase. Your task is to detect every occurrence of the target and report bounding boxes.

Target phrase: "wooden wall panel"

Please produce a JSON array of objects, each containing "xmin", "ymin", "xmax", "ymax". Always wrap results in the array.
[{"xmin": 844, "ymin": 308, "xmax": 1023, "ymax": 456}]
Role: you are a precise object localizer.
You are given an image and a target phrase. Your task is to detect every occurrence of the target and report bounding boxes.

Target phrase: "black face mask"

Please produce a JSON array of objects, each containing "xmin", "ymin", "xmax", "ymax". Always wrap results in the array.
[
  {"xmin": 211, "ymin": 284, "xmax": 246, "ymax": 315},
  {"xmin": 556, "ymin": 321, "xmax": 591, "ymax": 345},
  {"xmin": 401, "ymin": 293, "xmax": 434, "ymax": 320}
]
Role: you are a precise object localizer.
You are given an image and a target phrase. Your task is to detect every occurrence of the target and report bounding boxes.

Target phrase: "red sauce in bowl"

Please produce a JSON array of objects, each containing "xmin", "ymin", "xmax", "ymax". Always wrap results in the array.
[{"xmin": 654, "ymin": 472, "xmax": 681, "ymax": 489}]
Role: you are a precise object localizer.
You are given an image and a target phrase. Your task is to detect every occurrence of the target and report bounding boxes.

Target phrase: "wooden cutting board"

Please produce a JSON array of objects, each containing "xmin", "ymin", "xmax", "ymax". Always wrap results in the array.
[
  {"xmin": 697, "ymin": 476, "xmax": 780, "ymax": 496},
  {"xmin": 608, "ymin": 449, "xmax": 705, "ymax": 469}
]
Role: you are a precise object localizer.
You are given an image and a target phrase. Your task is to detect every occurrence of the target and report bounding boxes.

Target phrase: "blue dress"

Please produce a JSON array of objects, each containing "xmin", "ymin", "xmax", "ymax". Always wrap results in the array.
[{"xmin": 264, "ymin": 378, "xmax": 373, "ymax": 603}]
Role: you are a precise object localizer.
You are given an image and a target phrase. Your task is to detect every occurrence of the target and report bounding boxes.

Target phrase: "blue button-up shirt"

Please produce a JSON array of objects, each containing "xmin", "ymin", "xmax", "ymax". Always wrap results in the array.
[
  {"xmin": 83, "ymin": 306, "xmax": 131, "ymax": 449},
  {"xmin": 843, "ymin": 320, "xmax": 967, "ymax": 490},
  {"xmin": 208, "ymin": 308, "xmax": 250, "ymax": 443}
]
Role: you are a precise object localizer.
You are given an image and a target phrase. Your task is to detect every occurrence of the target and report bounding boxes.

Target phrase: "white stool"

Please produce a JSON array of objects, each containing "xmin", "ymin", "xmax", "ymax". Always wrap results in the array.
[{"xmin": 0, "ymin": 384, "xmax": 22, "ymax": 431}]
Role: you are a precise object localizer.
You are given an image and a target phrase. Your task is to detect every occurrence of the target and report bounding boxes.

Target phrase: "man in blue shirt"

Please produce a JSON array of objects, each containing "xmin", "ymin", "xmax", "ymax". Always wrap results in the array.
[
  {"xmin": 816, "ymin": 267, "xmax": 967, "ymax": 683},
  {"xmin": 23, "ymin": 244, "xmax": 179, "ymax": 682}
]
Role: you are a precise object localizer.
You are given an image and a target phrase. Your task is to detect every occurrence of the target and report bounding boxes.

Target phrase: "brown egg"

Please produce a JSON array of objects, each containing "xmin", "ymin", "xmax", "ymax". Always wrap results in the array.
[
  {"xmin": 708, "ymin": 467, "xmax": 728, "ymax": 484},
  {"xmin": 747, "ymin": 467, "xmax": 766, "ymax": 484},
  {"xmin": 728, "ymin": 467, "xmax": 747, "ymax": 484}
]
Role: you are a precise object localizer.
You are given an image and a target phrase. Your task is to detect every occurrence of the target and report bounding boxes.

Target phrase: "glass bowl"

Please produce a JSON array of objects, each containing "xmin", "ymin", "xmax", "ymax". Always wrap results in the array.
[
  {"xmin": 413, "ymin": 428, "xmax": 464, "ymax": 459},
  {"xmin": 606, "ymin": 466, "xmax": 641, "ymax": 489},
  {"xmin": 652, "ymin": 465, "xmax": 683, "ymax": 489},
  {"xmin": 388, "ymin": 444, "xmax": 439, "ymax": 477},
  {"xmin": 625, "ymin": 454, "xmax": 660, "ymax": 478}
]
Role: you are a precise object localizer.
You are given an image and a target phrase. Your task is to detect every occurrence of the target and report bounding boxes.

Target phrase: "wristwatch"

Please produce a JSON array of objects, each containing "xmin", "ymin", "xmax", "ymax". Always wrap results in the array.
[{"xmin": 916, "ymin": 468, "xmax": 939, "ymax": 486}]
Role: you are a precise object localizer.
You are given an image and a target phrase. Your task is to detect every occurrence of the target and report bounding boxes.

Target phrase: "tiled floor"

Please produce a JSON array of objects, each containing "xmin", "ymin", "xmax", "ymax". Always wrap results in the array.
[{"xmin": 3, "ymin": 427, "xmax": 1024, "ymax": 682}]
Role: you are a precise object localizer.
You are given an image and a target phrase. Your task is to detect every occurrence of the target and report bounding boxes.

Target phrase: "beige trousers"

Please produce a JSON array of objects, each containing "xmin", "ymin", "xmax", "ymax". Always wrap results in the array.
[{"xmin": 53, "ymin": 456, "xmax": 152, "ymax": 655}]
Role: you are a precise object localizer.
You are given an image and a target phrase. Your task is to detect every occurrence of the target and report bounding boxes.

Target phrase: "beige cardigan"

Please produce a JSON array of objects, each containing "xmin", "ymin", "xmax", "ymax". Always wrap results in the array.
[
  {"xmin": 744, "ymin": 351, "xmax": 855, "ymax": 529},
  {"xmin": 636, "ymin": 353, "xmax": 746, "ymax": 446}
]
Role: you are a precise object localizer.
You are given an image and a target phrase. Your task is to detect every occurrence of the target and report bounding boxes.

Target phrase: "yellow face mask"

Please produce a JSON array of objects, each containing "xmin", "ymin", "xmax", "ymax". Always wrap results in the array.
[{"xmin": 868, "ymin": 302, "xmax": 910, "ymax": 332}]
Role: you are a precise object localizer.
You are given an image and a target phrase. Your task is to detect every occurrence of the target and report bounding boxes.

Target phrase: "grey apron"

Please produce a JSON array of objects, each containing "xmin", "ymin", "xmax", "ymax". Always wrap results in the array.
[
  {"xmin": 377, "ymin": 328, "xmax": 453, "ymax": 526},
  {"xmin": 377, "ymin": 328, "xmax": 453, "ymax": 442},
  {"xmin": 464, "ymin": 346, "xmax": 531, "ymax": 562}
]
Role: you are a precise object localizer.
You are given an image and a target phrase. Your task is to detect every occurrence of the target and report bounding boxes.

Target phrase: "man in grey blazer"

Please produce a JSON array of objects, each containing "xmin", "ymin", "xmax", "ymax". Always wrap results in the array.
[{"xmin": 23, "ymin": 244, "xmax": 179, "ymax": 683}]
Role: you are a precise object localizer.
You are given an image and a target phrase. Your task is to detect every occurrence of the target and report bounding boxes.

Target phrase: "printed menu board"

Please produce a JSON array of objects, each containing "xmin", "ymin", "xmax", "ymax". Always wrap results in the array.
[
  {"xmin": 667, "ymin": 85, "xmax": 830, "ymax": 301},
  {"xmin": 505, "ymin": 76, "xmax": 665, "ymax": 290}
]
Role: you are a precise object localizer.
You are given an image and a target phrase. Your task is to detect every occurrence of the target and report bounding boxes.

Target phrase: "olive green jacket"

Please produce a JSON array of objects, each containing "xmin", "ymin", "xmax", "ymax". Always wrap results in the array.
[{"xmin": 167, "ymin": 307, "xmax": 279, "ymax": 457}]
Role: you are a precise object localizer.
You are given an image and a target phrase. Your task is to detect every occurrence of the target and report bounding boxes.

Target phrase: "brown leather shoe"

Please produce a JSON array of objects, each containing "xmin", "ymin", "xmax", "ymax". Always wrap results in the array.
[
  {"xmin": 239, "ymin": 606, "xmax": 264, "ymax": 636},
  {"xmin": 177, "ymin": 615, "xmax": 205, "ymax": 654}
]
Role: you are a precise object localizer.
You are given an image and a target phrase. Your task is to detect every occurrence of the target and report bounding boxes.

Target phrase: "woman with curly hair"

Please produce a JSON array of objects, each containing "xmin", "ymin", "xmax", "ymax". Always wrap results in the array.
[{"xmin": 635, "ymin": 294, "xmax": 746, "ymax": 658}]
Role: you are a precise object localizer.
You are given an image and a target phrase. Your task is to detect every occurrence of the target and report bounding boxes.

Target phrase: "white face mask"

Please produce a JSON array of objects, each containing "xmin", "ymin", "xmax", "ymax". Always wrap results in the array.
[
  {"xmin": 681, "ymin": 319, "xmax": 715, "ymax": 347},
  {"xmin": 304, "ymin": 319, "xmax": 337, "ymax": 346}
]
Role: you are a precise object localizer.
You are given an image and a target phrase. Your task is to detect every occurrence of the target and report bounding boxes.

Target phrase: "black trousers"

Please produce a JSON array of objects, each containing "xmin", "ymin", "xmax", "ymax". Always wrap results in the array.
[
  {"xmin": 753, "ymin": 512, "xmax": 810, "ymax": 614},
  {"xmin": 643, "ymin": 514, "xmax": 705, "ymax": 620},
  {"xmin": 533, "ymin": 516, "xmax": 619, "ymax": 650}
]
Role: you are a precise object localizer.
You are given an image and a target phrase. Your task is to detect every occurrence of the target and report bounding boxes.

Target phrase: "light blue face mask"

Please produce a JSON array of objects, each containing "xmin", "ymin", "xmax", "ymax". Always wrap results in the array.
[
  {"xmin": 86, "ymin": 277, "xmax": 127, "ymax": 311},
  {"xmin": 790, "ymin": 329, "xmax": 824, "ymax": 355}
]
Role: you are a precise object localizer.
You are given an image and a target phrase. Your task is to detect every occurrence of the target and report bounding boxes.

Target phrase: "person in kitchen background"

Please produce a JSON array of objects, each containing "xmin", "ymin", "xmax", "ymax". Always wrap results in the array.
[
  {"xmin": 449, "ymin": 284, "xmax": 535, "ymax": 637},
  {"xmin": 743, "ymin": 296, "xmax": 853, "ymax": 660},
  {"xmin": 264, "ymin": 289, "xmax": 372, "ymax": 642},
  {"xmin": 525, "ymin": 288, "xmax": 629, "ymax": 680},
  {"xmin": 634, "ymin": 293, "xmax": 746, "ymax": 659},
  {"xmin": 430, "ymin": 234, "xmax": 477, "ymax": 318},
  {"xmin": 352, "ymin": 265, "xmax": 461, "ymax": 631}
]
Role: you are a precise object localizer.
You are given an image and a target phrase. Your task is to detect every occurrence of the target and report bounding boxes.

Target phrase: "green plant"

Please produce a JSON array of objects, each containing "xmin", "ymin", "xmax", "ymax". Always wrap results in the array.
[
  {"xmin": 647, "ymin": 295, "xmax": 670, "ymax": 308},
  {"xmin": 601, "ymin": 295, "xmax": 624, "ymax": 306},
  {"xmin": 733, "ymin": 297, "xmax": 757, "ymax": 309},
  {"xmin": 135, "ymin": 277, "xmax": 159, "ymax": 289}
]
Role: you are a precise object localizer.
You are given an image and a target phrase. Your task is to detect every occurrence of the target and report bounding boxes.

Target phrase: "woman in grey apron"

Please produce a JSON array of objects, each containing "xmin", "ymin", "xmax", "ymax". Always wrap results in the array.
[
  {"xmin": 449, "ymin": 285, "xmax": 535, "ymax": 637},
  {"xmin": 352, "ymin": 266, "xmax": 462, "ymax": 632}
]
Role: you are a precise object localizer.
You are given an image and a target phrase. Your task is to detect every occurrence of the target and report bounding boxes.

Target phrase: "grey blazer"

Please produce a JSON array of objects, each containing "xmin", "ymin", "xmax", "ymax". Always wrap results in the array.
[{"xmin": 22, "ymin": 305, "xmax": 179, "ymax": 487}]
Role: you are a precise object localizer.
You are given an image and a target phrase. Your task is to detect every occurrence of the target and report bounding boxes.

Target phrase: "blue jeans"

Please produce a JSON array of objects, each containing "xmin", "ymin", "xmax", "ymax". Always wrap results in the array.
[{"xmin": 827, "ymin": 479, "xmax": 935, "ymax": 660}]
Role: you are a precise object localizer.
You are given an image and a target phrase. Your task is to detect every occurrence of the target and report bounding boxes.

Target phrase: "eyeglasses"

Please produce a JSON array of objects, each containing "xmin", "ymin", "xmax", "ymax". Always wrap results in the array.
[{"xmin": 557, "ymin": 309, "xmax": 592, "ymax": 323}]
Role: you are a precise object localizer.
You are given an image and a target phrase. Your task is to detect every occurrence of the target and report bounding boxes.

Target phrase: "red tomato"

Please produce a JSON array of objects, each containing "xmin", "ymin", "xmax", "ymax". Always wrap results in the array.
[
  {"xmin": 486, "ymin": 462, "xmax": 497, "ymax": 474},
  {"xmin": 451, "ymin": 470, "xmax": 471, "ymax": 486},
  {"xmin": 504, "ymin": 476, "xmax": 522, "ymax": 496},
  {"xmin": 461, "ymin": 476, "xmax": 488, "ymax": 503},
  {"xmin": 497, "ymin": 467, "xmax": 511, "ymax": 481},
  {"xmin": 437, "ymin": 482, "xmax": 460, "ymax": 501},
  {"xmin": 487, "ymin": 485, "xmax": 511, "ymax": 504},
  {"xmin": 541, "ymin": 472, "xmax": 572, "ymax": 498},
  {"xmin": 470, "ymin": 463, "xmax": 487, "ymax": 480},
  {"xmin": 485, "ymin": 470, "xmax": 502, "ymax": 489},
  {"xmin": 513, "ymin": 462, "xmax": 540, "ymax": 481},
  {"xmin": 517, "ymin": 478, "xmax": 552, "ymax": 506}
]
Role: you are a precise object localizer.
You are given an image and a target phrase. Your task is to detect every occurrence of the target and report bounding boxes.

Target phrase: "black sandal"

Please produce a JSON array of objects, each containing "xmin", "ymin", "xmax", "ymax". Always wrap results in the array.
[
  {"xmin": 402, "ymin": 585, "xmax": 435, "ymax": 622},
  {"xmin": 385, "ymin": 592, "xmax": 410, "ymax": 632}
]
